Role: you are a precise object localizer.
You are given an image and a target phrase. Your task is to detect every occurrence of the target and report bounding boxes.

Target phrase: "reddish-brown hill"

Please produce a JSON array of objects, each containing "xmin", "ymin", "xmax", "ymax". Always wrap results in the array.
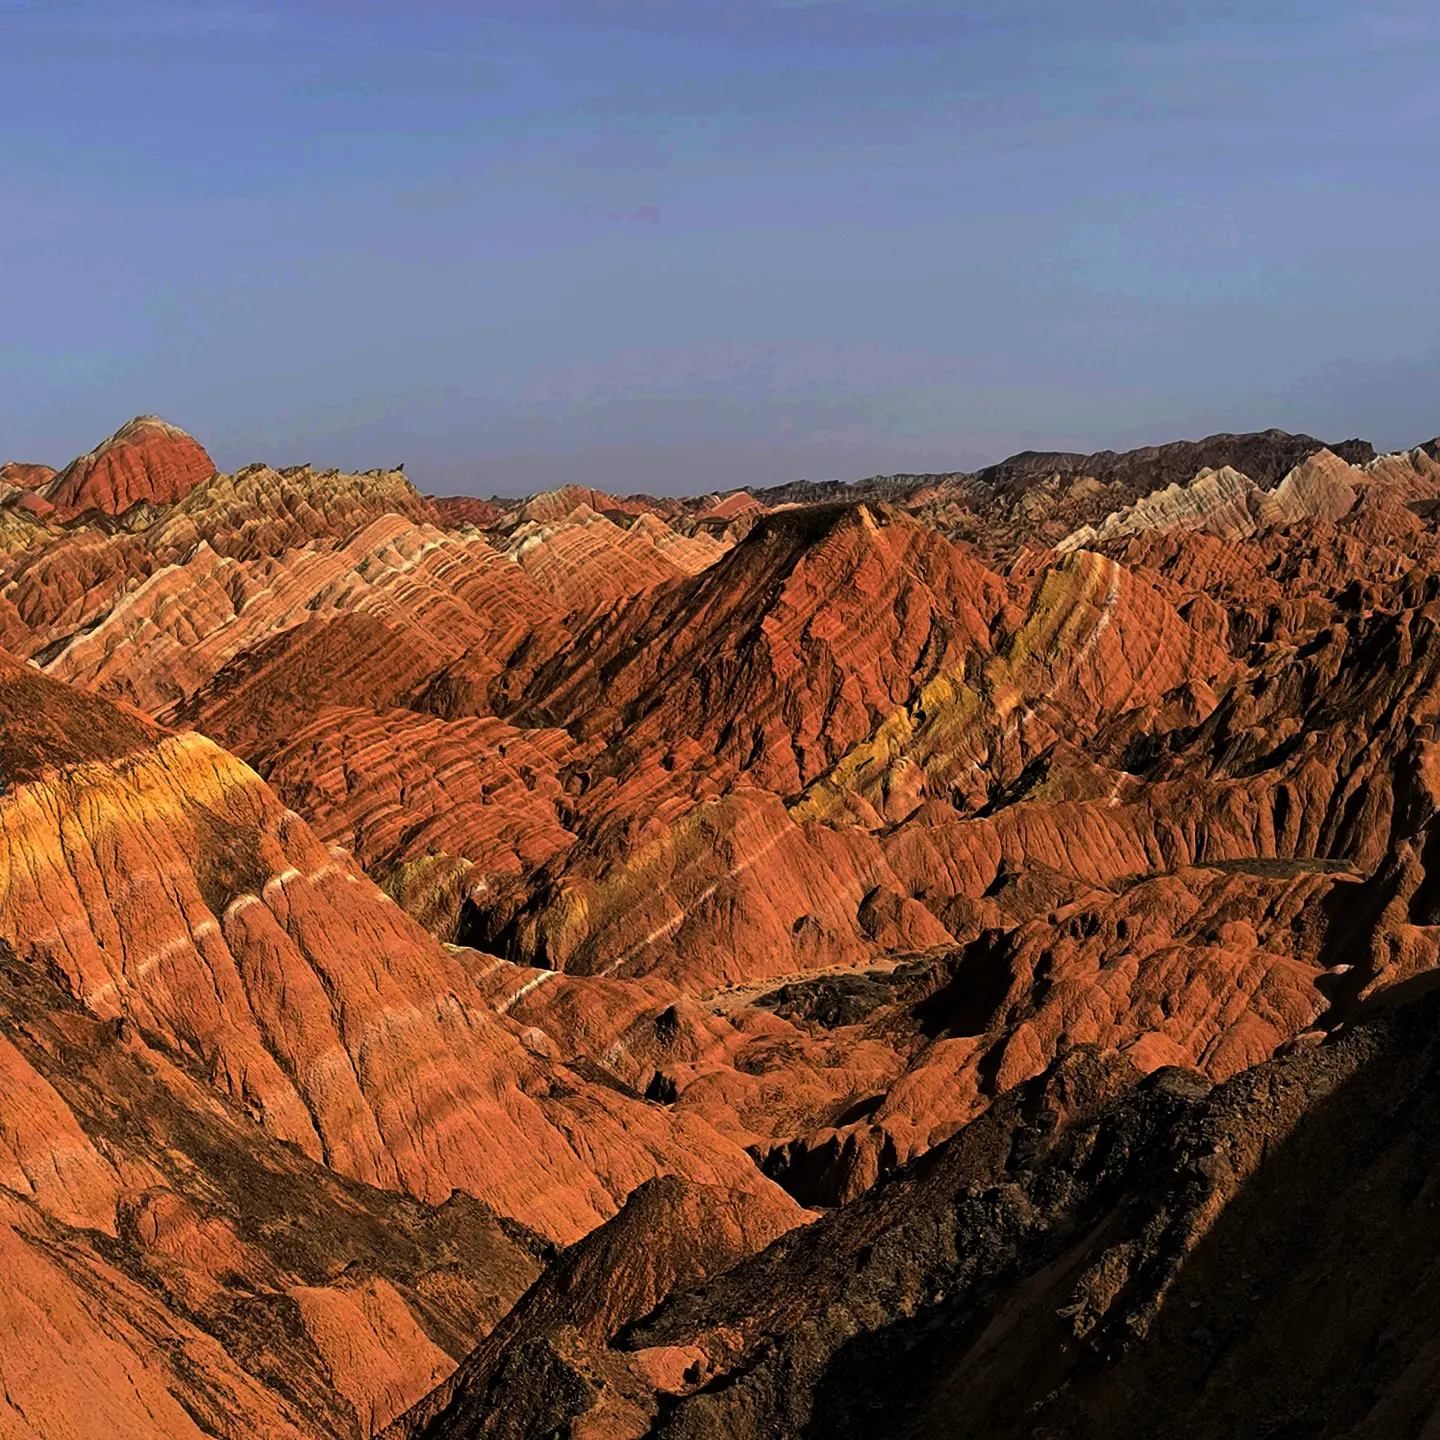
[
  {"xmin": 0, "ymin": 460, "xmax": 57, "ymax": 490},
  {"xmin": 431, "ymin": 493, "xmax": 505, "ymax": 529},
  {"xmin": 0, "ymin": 648, "xmax": 806, "ymax": 1435},
  {"xmin": 8, "ymin": 417, "xmax": 1440, "ymax": 1436},
  {"xmin": 43, "ymin": 414, "xmax": 215, "ymax": 518}
]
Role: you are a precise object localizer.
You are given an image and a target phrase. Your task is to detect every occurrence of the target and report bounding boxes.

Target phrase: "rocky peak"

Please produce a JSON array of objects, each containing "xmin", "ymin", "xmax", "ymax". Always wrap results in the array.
[{"xmin": 43, "ymin": 414, "xmax": 216, "ymax": 519}]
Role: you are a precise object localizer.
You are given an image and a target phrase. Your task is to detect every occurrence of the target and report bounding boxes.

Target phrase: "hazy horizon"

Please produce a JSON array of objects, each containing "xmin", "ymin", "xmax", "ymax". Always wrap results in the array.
[
  {"xmin": 3, "ymin": 1, "xmax": 1437, "ymax": 496},
  {"xmin": 11, "ymin": 410, "xmax": 1437, "ymax": 504}
]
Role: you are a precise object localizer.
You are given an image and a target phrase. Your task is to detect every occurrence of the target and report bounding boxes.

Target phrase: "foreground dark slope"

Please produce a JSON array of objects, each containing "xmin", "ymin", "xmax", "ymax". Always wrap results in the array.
[{"xmin": 394, "ymin": 972, "xmax": 1440, "ymax": 1440}]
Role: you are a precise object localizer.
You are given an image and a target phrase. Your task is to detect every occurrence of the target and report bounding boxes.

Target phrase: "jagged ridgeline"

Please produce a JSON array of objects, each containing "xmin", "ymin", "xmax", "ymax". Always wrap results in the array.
[{"xmin": 2, "ymin": 416, "xmax": 1440, "ymax": 1436}]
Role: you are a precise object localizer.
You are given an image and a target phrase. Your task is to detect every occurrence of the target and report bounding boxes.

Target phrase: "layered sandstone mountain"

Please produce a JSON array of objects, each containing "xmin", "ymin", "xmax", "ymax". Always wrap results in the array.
[
  {"xmin": 746, "ymin": 428, "xmax": 1377, "ymax": 563},
  {"xmin": 430, "ymin": 493, "xmax": 505, "ymax": 529},
  {"xmin": 522, "ymin": 484, "xmax": 687, "ymax": 525},
  {"xmin": 0, "ymin": 460, "xmax": 56, "ymax": 492},
  {"xmin": 42, "ymin": 414, "xmax": 215, "ymax": 518},
  {"xmin": 11, "ymin": 427, "xmax": 1440, "ymax": 1209},
  {"xmin": 1054, "ymin": 448, "xmax": 1362, "ymax": 552},
  {"xmin": 0, "ymin": 655, "xmax": 799, "ymax": 1237},
  {"xmin": 7, "ymin": 415, "xmax": 1440, "ymax": 1436},
  {"xmin": 0, "ymin": 650, "xmax": 807, "ymax": 1436},
  {"xmin": 0, "ymin": 944, "xmax": 548, "ymax": 1439}
]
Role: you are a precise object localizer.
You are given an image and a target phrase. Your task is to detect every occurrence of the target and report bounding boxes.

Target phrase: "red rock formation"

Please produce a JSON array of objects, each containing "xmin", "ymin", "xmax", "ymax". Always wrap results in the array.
[
  {"xmin": 43, "ymin": 415, "xmax": 214, "ymax": 518},
  {"xmin": 697, "ymin": 490, "xmax": 764, "ymax": 522},
  {"xmin": 6, "ymin": 488, "xmax": 54, "ymax": 521},
  {"xmin": 0, "ymin": 954, "xmax": 546, "ymax": 1438},
  {"xmin": 391, "ymin": 1175, "xmax": 806, "ymax": 1440},
  {"xmin": 0, "ymin": 460, "xmax": 56, "ymax": 490},
  {"xmin": 12, "ymin": 415, "xmax": 1440, "ymax": 1436},
  {"xmin": 430, "ymin": 493, "xmax": 505, "ymax": 529},
  {"xmin": 516, "ymin": 502, "xmax": 1007, "ymax": 794},
  {"xmin": 0, "ymin": 660, "xmax": 801, "ymax": 1230},
  {"xmin": 256, "ymin": 703, "xmax": 582, "ymax": 935}
]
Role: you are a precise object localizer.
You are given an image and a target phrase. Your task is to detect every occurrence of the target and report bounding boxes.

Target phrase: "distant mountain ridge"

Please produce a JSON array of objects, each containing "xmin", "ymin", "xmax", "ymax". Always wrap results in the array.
[{"xmin": 744, "ymin": 427, "xmax": 1376, "ymax": 507}]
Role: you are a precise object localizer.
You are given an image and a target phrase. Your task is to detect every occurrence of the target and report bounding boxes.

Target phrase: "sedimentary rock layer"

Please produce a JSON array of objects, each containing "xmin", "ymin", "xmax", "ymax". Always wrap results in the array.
[{"xmin": 6, "ymin": 417, "xmax": 1440, "ymax": 1436}]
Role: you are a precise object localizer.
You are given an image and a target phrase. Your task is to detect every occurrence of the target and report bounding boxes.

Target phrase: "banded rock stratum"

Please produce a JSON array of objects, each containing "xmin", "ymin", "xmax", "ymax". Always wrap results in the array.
[{"xmin": 4, "ymin": 415, "xmax": 1440, "ymax": 1437}]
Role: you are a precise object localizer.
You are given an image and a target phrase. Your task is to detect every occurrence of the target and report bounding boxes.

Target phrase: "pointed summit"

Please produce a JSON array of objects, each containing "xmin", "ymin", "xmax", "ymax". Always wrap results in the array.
[{"xmin": 44, "ymin": 414, "xmax": 215, "ymax": 519}]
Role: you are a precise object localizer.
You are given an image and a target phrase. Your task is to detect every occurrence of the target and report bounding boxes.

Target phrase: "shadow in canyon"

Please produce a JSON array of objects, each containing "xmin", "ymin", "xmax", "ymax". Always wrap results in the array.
[{"xmin": 801, "ymin": 982, "xmax": 1440, "ymax": 1439}]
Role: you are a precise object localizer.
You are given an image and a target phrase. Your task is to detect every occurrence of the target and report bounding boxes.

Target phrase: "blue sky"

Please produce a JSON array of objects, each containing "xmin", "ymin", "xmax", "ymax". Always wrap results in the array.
[{"xmin": 1, "ymin": 1, "xmax": 1437, "ymax": 494}]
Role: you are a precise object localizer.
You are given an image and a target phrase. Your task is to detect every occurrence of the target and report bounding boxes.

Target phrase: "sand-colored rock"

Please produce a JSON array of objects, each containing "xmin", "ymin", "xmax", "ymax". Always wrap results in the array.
[
  {"xmin": 1267, "ymin": 446, "xmax": 1360, "ymax": 523},
  {"xmin": 43, "ymin": 514, "xmax": 559, "ymax": 712},
  {"xmin": 1056, "ymin": 465, "xmax": 1267, "ymax": 551},
  {"xmin": 502, "ymin": 504, "xmax": 687, "ymax": 610},
  {"xmin": 1055, "ymin": 449, "xmax": 1362, "ymax": 554},
  {"xmin": 515, "ymin": 484, "xmax": 666, "ymax": 526}
]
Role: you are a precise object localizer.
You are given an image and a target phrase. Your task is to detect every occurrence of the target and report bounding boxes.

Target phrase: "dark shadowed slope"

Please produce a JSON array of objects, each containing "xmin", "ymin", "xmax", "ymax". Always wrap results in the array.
[{"xmin": 394, "ymin": 975, "xmax": 1440, "ymax": 1440}]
